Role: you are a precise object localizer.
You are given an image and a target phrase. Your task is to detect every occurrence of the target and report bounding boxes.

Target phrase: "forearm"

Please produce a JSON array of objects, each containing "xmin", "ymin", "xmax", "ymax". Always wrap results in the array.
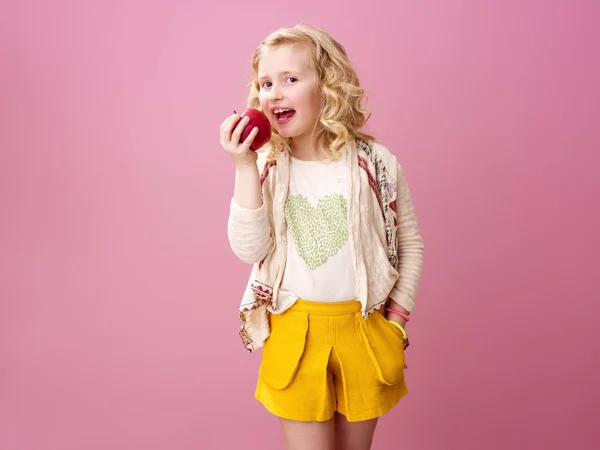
[
  {"xmin": 388, "ymin": 234, "xmax": 424, "ymax": 313},
  {"xmin": 385, "ymin": 298, "xmax": 409, "ymax": 328},
  {"xmin": 228, "ymin": 164, "xmax": 273, "ymax": 264},
  {"xmin": 233, "ymin": 163, "xmax": 263, "ymax": 210},
  {"xmin": 390, "ymin": 163, "xmax": 424, "ymax": 314}
]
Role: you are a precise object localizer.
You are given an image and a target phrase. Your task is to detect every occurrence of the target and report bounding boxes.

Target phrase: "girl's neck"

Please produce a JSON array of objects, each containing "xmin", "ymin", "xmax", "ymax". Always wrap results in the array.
[{"xmin": 290, "ymin": 135, "xmax": 319, "ymax": 161}]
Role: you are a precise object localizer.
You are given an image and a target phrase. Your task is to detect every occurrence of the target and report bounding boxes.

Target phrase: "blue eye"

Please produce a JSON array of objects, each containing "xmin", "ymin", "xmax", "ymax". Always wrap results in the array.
[
  {"xmin": 288, "ymin": 77, "xmax": 297, "ymax": 83},
  {"xmin": 261, "ymin": 81, "xmax": 272, "ymax": 89}
]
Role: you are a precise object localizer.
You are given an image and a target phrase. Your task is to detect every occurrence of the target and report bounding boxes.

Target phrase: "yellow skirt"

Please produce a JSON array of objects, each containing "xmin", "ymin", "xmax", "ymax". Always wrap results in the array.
[{"xmin": 255, "ymin": 299, "xmax": 408, "ymax": 422}]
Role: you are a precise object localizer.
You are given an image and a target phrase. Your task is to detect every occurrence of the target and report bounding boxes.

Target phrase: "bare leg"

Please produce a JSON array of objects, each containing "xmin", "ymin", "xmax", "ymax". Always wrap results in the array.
[
  {"xmin": 334, "ymin": 412, "xmax": 378, "ymax": 450},
  {"xmin": 279, "ymin": 416, "xmax": 336, "ymax": 450}
]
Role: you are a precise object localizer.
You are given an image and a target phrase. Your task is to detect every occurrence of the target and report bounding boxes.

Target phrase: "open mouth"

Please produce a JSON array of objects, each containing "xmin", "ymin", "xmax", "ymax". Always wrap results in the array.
[{"xmin": 273, "ymin": 108, "xmax": 296, "ymax": 124}]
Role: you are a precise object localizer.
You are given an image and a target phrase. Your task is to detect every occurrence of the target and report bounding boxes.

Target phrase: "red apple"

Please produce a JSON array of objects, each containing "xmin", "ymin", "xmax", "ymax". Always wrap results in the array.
[{"xmin": 234, "ymin": 108, "xmax": 272, "ymax": 151}]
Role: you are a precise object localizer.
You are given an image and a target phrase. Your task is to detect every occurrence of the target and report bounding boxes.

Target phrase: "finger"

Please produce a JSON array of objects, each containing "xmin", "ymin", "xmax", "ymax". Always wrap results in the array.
[
  {"xmin": 231, "ymin": 116, "xmax": 250, "ymax": 143},
  {"xmin": 220, "ymin": 113, "xmax": 236, "ymax": 130},
  {"xmin": 220, "ymin": 115, "xmax": 236, "ymax": 145},
  {"xmin": 220, "ymin": 119, "xmax": 231, "ymax": 142},
  {"xmin": 223, "ymin": 114, "xmax": 241, "ymax": 143},
  {"xmin": 226, "ymin": 113, "xmax": 240, "ymax": 133},
  {"xmin": 221, "ymin": 114, "xmax": 236, "ymax": 144},
  {"xmin": 241, "ymin": 126, "xmax": 260, "ymax": 149}
]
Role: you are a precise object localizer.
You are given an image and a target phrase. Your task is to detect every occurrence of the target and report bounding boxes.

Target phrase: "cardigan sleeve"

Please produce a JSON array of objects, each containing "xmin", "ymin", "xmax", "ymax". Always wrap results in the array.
[
  {"xmin": 227, "ymin": 198, "xmax": 273, "ymax": 264},
  {"xmin": 227, "ymin": 153, "xmax": 274, "ymax": 264},
  {"xmin": 388, "ymin": 163, "xmax": 424, "ymax": 313}
]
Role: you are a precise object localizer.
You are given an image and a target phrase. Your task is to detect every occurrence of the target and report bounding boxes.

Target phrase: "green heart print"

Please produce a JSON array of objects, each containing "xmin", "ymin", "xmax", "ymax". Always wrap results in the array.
[{"xmin": 284, "ymin": 193, "xmax": 349, "ymax": 270}]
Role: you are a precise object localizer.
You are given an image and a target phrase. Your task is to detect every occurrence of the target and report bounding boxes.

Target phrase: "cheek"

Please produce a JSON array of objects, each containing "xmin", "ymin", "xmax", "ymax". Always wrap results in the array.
[
  {"xmin": 297, "ymin": 86, "xmax": 320, "ymax": 112},
  {"xmin": 296, "ymin": 90, "xmax": 321, "ymax": 121},
  {"xmin": 310, "ymin": 88, "xmax": 322, "ymax": 111},
  {"xmin": 258, "ymin": 94, "xmax": 268, "ymax": 111}
]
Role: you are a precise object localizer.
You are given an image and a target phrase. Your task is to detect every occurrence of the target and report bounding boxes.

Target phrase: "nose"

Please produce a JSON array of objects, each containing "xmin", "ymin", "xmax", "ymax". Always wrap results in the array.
[{"xmin": 269, "ymin": 85, "xmax": 283, "ymax": 102}]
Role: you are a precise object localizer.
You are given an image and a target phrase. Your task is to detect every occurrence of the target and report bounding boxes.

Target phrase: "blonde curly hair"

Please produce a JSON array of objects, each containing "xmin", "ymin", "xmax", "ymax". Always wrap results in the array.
[{"xmin": 247, "ymin": 24, "xmax": 375, "ymax": 160}]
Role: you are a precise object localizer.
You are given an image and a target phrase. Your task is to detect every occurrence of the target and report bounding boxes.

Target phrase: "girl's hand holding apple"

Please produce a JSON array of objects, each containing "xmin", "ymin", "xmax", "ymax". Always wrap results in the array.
[
  {"xmin": 219, "ymin": 109, "xmax": 271, "ymax": 169},
  {"xmin": 220, "ymin": 113, "xmax": 259, "ymax": 169}
]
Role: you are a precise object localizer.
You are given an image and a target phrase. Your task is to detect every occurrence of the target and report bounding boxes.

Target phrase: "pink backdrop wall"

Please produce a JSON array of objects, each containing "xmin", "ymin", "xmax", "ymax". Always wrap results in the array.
[{"xmin": 1, "ymin": 1, "xmax": 599, "ymax": 449}]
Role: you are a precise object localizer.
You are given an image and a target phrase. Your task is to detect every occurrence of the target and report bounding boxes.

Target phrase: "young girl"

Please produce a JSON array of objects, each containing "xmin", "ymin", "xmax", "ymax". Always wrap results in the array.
[{"xmin": 219, "ymin": 24, "xmax": 424, "ymax": 450}]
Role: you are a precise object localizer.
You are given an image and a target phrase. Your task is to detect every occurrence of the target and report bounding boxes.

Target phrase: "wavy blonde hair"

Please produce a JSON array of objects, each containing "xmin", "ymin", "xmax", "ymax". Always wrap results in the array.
[{"xmin": 247, "ymin": 24, "xmax": 375, "ymax": 160}]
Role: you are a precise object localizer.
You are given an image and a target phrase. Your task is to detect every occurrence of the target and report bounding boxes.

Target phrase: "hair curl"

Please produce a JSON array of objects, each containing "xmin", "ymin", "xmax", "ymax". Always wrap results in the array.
[{"xmin": 247, "ymin": 24, "xmax": 375, "ymax": 160}]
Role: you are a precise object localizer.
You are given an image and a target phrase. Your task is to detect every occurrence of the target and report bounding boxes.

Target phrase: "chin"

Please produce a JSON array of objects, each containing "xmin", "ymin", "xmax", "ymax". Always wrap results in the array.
[{"xmin": 276, "ymin": 128, "xmax": 296, "ymax": 139}]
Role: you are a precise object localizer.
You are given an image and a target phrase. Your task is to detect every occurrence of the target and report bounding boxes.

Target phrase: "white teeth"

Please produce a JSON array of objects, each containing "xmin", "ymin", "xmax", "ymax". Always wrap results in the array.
[{"xmin": 274, "ymin": 108, "xmax": 291, "ymax": 114}]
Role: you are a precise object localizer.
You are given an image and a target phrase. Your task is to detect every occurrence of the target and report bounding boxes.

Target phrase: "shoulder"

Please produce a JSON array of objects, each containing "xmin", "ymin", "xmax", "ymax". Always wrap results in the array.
[{"xmin": 356, "ymin": 139, "xmax": 401, "ymax": 178}]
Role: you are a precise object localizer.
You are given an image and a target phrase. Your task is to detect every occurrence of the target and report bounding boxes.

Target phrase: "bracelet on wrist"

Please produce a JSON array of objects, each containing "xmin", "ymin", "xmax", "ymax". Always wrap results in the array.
[
  {"xmin": 387, "ymin": 319, "xmax": 408, "ymax": 340},
  {"xmin": 386, "ymin": 307, "xmax": 410, "ymax": 322}
]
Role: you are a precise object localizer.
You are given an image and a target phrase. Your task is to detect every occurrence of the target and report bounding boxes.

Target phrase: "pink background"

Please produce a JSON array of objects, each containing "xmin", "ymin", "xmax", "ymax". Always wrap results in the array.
[{"xmin": 1, "ymin": 1, "xmax": 599, "ymax": 449}]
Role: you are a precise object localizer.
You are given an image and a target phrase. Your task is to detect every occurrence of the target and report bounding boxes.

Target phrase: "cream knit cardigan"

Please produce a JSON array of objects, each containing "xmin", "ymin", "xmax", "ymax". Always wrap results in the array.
[{"xmin": 228, "ymin": 139, "xmax": 424, "ymax": 352}]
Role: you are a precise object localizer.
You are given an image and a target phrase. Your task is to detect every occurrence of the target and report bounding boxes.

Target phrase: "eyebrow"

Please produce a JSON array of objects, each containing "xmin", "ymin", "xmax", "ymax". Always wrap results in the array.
[{"xmin": 257, "ymin": 71, "xmax": 298, "ymax": 82}]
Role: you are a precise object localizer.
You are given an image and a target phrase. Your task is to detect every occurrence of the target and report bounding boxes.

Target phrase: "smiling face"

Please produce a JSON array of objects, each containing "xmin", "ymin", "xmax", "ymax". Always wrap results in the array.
[{"xmin": 257, "ymin": 43, "xmax": 322, "ymax": 143}]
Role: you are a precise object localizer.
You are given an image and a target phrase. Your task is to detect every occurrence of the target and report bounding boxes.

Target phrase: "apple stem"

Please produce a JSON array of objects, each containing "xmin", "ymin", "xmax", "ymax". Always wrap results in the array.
[{"xmin": 233, "ymin": 110, "xmax": 237, "ymax": 114}]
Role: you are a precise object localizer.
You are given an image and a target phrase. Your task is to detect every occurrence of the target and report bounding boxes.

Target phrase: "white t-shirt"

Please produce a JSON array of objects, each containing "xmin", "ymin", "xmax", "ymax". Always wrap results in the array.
[{"xmin": 278, "ymin": 155, "xmax": 358, "ymax": 303}]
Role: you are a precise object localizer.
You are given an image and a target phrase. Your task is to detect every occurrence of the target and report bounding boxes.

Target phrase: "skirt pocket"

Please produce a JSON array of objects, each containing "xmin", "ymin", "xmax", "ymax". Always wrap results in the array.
[
  {"xmin": 259, "ymin": 310, "xmax": 309, "ymax": 390},
  {"xmin": 357, "ymin": 310, "xmax": 406, "ymax": 386}
]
